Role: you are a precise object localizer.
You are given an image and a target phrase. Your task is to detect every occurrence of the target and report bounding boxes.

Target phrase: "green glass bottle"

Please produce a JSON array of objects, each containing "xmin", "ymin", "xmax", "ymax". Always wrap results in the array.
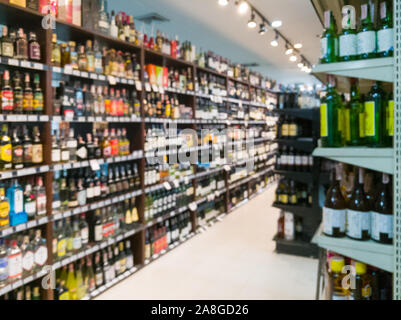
[
  {"xmin": 321, "ymin": 76, "xmax": 343, "ymax": 147},
  {"xmin": 377, "ymin": 1, "xmax": 393, "ymax": 57},
  {"xmin": 357, "ymin": 3, "xmax": 377, "ymax": 59},
  {"xmin": 364, "ymin": 82, "xmax": 386, "ymax": 147},
  {"xmin": 320, "ymin": 10, "xmax": 338, "ymax": 64},
  {"xmin": 386, "ymin": 92, "xmax": 394, "ymax": 147},
  {"xmin": 346, "ymin": 78, "xmax": 365, "ymax": 146},
  {"xmin": 339, "ymin": 8, "xmax": 357, "ymax": 61}
]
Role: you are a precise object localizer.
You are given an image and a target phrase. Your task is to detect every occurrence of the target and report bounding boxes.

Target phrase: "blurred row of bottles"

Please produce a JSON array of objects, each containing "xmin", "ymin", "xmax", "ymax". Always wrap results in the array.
[{"xmin": 274, "ymin": 180, "xmax": 313, "ymax": 207}]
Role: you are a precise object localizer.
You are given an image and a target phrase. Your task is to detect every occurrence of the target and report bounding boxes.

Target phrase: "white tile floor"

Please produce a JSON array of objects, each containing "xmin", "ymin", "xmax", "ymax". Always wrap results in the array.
[{"xmin": 96, "ymin": 185, "xmax": 318, "ymax": 300}]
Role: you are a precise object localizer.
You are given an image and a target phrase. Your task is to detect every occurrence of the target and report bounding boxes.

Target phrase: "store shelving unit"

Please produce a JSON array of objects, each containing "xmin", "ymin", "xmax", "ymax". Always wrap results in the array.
[
  {"xmin": 311, "ymin": 0, "xmax": 400, "ymax": 298},
  {"xmin": 0, "ymin": 1, "xmax": 277, "ymax": 300},
  {"xmin": 272, "ymin": 108, "xmax": 322, "ymax": 258}
]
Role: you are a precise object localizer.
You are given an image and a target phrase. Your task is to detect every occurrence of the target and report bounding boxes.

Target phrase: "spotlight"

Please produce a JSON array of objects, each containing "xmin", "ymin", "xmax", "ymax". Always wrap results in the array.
[
  {"xmin": 248, "ymin": 11, "xmax": 256, "ymax": 28},
  {"xmin": 294, "ymin": 43, "xmax": 303, "ymax": 49},
  {"xmin": 237, "ymin": 1, "xmax": 249, "ymax": 14},
  {"xmin": 289, "ymin": 54, "xmax": 297, "ymax": 62},
  {"xmin": 270, "ymin": 32, "xmax": 279, "ymax": 47},
  {"xmin": 285, "ymin": 45, "xmax": 293, "ymax": 55},
  {"xmin": 297, "ymin": 62, "xmax": 304, "ymax": 68},
  {"xmin": 271, "ymin": 20, "xmax": 282, "ymax": 28},
  {"xmin": 301, "ymin": 66, "xmax": 308, "ymax": 72},
  {"xmin": 218, "ymin": 0, "xmax": 229, "ymax": 6},
  {"xmin": 259, "ymin": 22, "xmax": 267, "ymax": 35}
]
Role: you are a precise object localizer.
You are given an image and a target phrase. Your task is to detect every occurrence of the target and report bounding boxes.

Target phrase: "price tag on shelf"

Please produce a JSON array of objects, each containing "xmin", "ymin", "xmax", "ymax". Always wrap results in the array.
[
  {"xmin": 81, "ymin": 72, "xmax": 89, "ymax": 78},
  {"xmin": 27, "ymin": 220, "xmax": 37, "ymax": 229},
  {"xmin": 188, "ymin": 202, "xmax": 197, "ymax": 212},
  {"xmin": 224, "ymin": 165, "xmax": 231, "ymax": 172},
  {"xmin": 207, "ymin": 194, "xmax": 215, "ymax": 202},
  {"xmin": 63, "ymin": 211, "xmax": 72, "ymax": 218},
  {"xmin": 163, "ymin": 181, "xmax": 172, "ymax": 191},
  {"xmin": 145, "ymin": 83, "xmax": 151, "ymax": 92},
  {"xmin": 73, "ymin": 70, "xmax": 81, "ymax": 77},
  {"xmin": 8, "ymin": 58, "xmax": 19, "ymax": 66},
  {"xmin": 108, "ymin": 76, "xmax": 117, "ymax": 85},
  {"xmin": 152, "ymin": 84, "xmax": 158, "ymax": 92},
  {"xmin": 90, "ymin": 73, "xmax": 98, "ymax": 80},
  {"xmin": 98, "ymin": 75, "xmax": 106, "ymax": 81},
  {"xmin": 121, "ymin": 78, "xmax": 127, "ymax": 84},
  {"xmin": 15, "ymin": 224, "xmax": 26, "ymax": 232},
  {"xmin": 21, "ymin": 60, "xmax": 30, "ymax": 68},
  {"xmin": 64, "ymin": 65, "xmax": 73, "ymax": 74}
]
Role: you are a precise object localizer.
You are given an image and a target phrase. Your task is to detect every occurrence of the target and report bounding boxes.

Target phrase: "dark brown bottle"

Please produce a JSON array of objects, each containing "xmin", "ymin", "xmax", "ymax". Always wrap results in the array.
[
  {"xmin": 323, "ymin": 166, "xmax": 346, "ymax": 237},
  {"xmin": 346, "ymin": 168, "xmax": 371, "ymax": 240}
]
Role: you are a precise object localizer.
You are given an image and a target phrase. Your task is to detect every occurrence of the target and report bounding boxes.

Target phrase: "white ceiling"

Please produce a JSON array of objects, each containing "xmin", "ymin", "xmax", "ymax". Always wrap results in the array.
[{"xmin": 112, "ymin": 0, "xmax": 323, "ymax": 86}]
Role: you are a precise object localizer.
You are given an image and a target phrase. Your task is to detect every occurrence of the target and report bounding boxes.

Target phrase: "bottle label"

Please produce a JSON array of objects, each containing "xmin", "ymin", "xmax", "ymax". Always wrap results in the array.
[
  {"xmin": 2, "ymin": 43, "xmax": 13, "ymax": 57},
  {"xmin": 339, "ymin": 34, "xmax": 357, "ymax": 57},
  {"xmin": 61, "ymin": 150, "xmax": 70, "ymax": 162},
  {"xmin": 22, "ymin": 250, "xmax": 34, "ymax": 272},
  {"xmin": 94, "ymin": 185, "xmax": 101, "ymax": 197},
  {"xmin": 126, "ymin": 255, "xmax": 134, "ymax": 270},
  {"xmin": 359, "ymin": 112, "xmax": 366, "ymax": 137},
  {"xmin": 0, "ymin": 143, "xmax": 12, "ymax": 163},
  {"xmin": 33, "ymin": 93, "xmax": 44, "ymax": 112},
  {"xmin": 371, "ymin": 211, "xmax": 393, "ymax": 241},
  {"xmin": 377, "ymin": 28, "xmax": 393, "ymax": 53},
  {"xmin": 23, "ymin": 92, "xmax": 34, "ymax": 111},
  {"xmin": 344, "ymin": 109, "xmax": 351, "ymax": 142},
  {"xmin": 388, "ymin": 100, "xmax": 394, "ymax": 136},
  {"xmin": 321, "ymin": 38, "xmax": 328, "ymax": 58},
  {"xmin": 29, "ymin": 43, "xmax": 41, "ymax": 60},
  {"xmin": 289, "ymin": 124, "xmax": 297, "ymax": 136},
  {"xmin": 52, "ymin": 149, "xmax": 61, "ymax": 163},
  {"xmin": 364, "ymin": 101, "xmax": 375, "ymax": 136},
  {"xmin": 73, "ymin": 237, "xmax": 82, "ymax": 250},
  {"xmin": 323, "ymin": 207, "xmax": 346, "ymax": 235},
  {"xmin": 32, "ymin": 144, "xmax": 43, "ymax": 163},
  {"xmin": 25, "ymin": 201, "xmax": 36, "ymax": 217},
  {"xmin": 34, "ymin": 245, "xmax": 47, "ymax": 266},
  {"xmin": 8, "ymin": 252, "xmax": 22, "ymax": 279},
  {"xmin": 94, "ymin": 225, "xmax": 103, "ymax": 242},
  {"xmin": 77, "ymin": 190, "xmax": 86, "ymax": 206},
  {"xmin": 320, "ymin": 104, "xmax": 328, "ymax": 137},
  {"xmin": 281, "ymin": 124, "xmax": 289, "ymax": 137},
  {"xmin": 81, "ymin": 227, "xmax": 89, "ymax": 244},
  {"xmin": 14, "ymin": 189, "xmax": 24, "ymax": 214},
  {"xmin": 36, "ymin": 194, "xmax": 47, "ymax": 215},
  {"xmin": 1, "ymin": 90, "xmax": 13, "ymax": 111},
  {"xmin": 346, "ymin": 209, "xmax": 371, "ymax": 239},
  {"xmin": 281, "ymin": 194, "xmax": 289, "ymax": 204},
  {"xmin": 357, "ymin": 31, "xmax": 376, "ymax": 54},
  {"xmin": 57, "ymin": 239, "xmax": 67, "ymax": 257},
  {"xmin": 67, "ymin": 238, "xmax": 73, "ymax": 252},
  {"xmin": 86, "ymin": 187, "xmax": 94, "ymax": 199}
]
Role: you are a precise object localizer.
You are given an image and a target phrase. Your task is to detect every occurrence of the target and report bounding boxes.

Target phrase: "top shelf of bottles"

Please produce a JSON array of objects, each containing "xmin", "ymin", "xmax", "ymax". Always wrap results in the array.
[
  {"xmin": 0, "ymin": 1, "xmax": 276, "ymax": 93},
  {"xmin": 313, "ymin": 58, "xmax": 394, "ymax": 83}
]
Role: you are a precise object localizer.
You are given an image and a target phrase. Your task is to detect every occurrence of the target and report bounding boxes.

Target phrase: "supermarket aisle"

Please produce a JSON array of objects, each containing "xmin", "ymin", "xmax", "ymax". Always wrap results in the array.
[{"xmin": 96, "ymin": 185, "xmax": 318, "ymax": 300}]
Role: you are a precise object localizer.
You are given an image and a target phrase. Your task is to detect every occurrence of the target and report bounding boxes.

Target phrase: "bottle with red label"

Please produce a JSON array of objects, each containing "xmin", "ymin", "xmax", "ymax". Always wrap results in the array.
[
  {"xmin": 1, "ymin": 70, "xmax": 14, "ymax": 114},
  {"xmin": 7, "ymin": 240, "xmax": 22, "ymax": 281}
]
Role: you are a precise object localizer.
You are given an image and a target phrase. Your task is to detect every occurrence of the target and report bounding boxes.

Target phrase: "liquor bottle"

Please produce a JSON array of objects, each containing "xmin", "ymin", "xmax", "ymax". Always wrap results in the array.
[
  {"xmin": 66, "ymin": 263, "xmax": 77, "ymax": 300},
  {"xmin": 28, "ymin": 32, "xmax": 41, "ymax": 61},
  {"xmin": 98, "ymin": 0, "xmax": 110, "ymax": 34},
  {"xmin": 92, "ymin": 209, "xmax": 103, "ymax": 242},
  {"xmin": 15, "ymin": 28, "xmax": 28, "ymax": 60},
  {"xmin": 329, "ymin": 256, "xmax": 349, "ymax": 300},
  {"xmin": 86, "ymin": 40, "xmax": 95, "ymax": 73},
  {"xmin": 377, "ymin": 1, "xmax": 393, "ymax": 57},
  {"xmin": 7, "ymin": 240, "xmax": 22, "ymax": 281},
  {"xmin": 84, "ymin": 257, "xmax": 96, "ymax": 293},
  {"xmin": 79, "ymin": 213, "xmax": 89, "ymax": 248},
  {"xmin": 113, "ymin": 245, "xmax": 120, "ymax": 276},
  {"xmin": 68, "ymin": 178, "xmax": 78, "ymax": 208},
  {"xmin": 0, "ymin": 239, "xmax": 7, "ymax": 288},
  {"xmin": 357, "ymin": 3, "xmax": 377, "ymax": 59},
  {"xmin": 34, "ymin": 176, "xmax": 46, "ymax": 216},
  {"xmin": 21, "ymin": 235, "xmax": 34, "ymax": 277},
  {"xmin": 364, "ymin": 82, "xmax": 386, "ymax": 147},
  {"xmin": 12, "ymin": 128, "xmax": 24, "ymax": 170},
  {"xmin": 339, "ymin": 7, "xmax": 357, "ymax": 61},
  {"xmin": 23, "ymin": 73, "xmax": 34, "ymax": 114},
  {"xmin": 13, "ymin": 73, "xmax": 24, "ymax": 114},
  {"xmin": 94, "ymin": 41, "xmax": 103, "ymax": 74},
  {"xmin": 386, "ymin": 92, "xmax": 394, "ymax": 147},
  {"xmin": 72, "ymin": 218, "xmax": 82, "ymax": 252},
  {"xmin": 78, "ymin": 45, "xmax": 87, "ymax": 71},
  {"xmin": 76, "ymin": 135, "xmax": 87, "ymax": 161},
  {"xmin": 0, "ymin": 187, "xmax": 10, "ymax": 227},
  {"xmin": 1, "ymin": 26, "xmax": 14, "ymax": 58},
  {"xmin": 77, "ymin": 177, "xmax": 86, "ymax": 206},
  {"xmin": 289, "ymin": 180, "xmax": 297, "ymax": 205},
  {"xmin": 284, "ymin": 212, "xmax": 295, "ymax": 241},
  {"xmin": 31, "ymin": 126, "xmax": 43, "ymax": 164},
  {"xmin": 51, "ymin": 34, "xmax": 61, "ymax": 67},
  {"xmin": 59, "ymin": 170, "xmax": 69, "ymax": 210},
  {"xmin": 67, "ymin": 128, "xmax": 77, "ymax": 161},
  {"xmin": 125, "ymin": 240, "xmax": 134, "ymax": 270},
  {"xmin": 118, "ymin": 242, "xmax": 126, "ymax": 274},
  {"xmin": 56, "ymin": 280, "xmax": 70, "ymax": 300},
  {"xmin": 24, "ymin": 183, "xmax": 36, "ymax": 219},
  {"xmin": 323, "ymin": 166, "xmax": 346, "ymax": 237},
  {"xmin": 33, "ymin": 74, "xmax": 43, "ymax": 114},
  {"xmin": 320, "ymin": 11, "xmax": 338, "ymax": 63},
  {"xmin": 76, "ymin": 261, "xmax": 87, "ymax": 300},
  {"xmin": 7, "ymin": 179, "xmax": 27, "ymax": 226},
  {"xmin": 346, "ymin": 78, "xmax": 364, "ymax": 146},
  {"xmin": 69, "ymin": 41, "xmax": 78, "ymax": 70},
  {"xmin": 57, "ymin": 221, "xmax": 67, "ymax": 259},
  {"xmin": 102, "ymin": 250, "xmax": 111, "ymax": 284},
  {"xmin": 51, "ymin": 131, "xmax": 61, "ymax": 164},
  {"xmin": 349, "ymin": 262, "xmax": 372, "ymax": 300},
  {"xmin": 1, "ymin": 70, "xmax": 14, "ymax": 114},
  {"xmin": 321, "ymin": 76, "xmax": 343, "ymax": 147},
  {"xmin": 346, "ymin": 168, "xmax": 370, "ymax": 240},
  {"xmin": 33, "ymin": 229, "xmax": 47, "ymax": 269},
  {"xmin": 94, "ymin": 252, "xmax": 103, "ymax": 288},
  {"xmin": 371, "ymin": 173, "xmax": 393, "ymax": 244},
  {"xmin": 22, "ymin": 126, "xmax": 32, "ymax": 167}
]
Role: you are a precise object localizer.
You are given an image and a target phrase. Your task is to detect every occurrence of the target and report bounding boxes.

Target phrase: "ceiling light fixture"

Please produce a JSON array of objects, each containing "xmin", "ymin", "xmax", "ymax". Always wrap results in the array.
[
  {"xmin": 294, "ymin": 43, "xmax": 303, "ymax": 49},
  {"xmin": 297, "ymin": 62, "xmax": 304, "ymax": 68},
  {"xmin": 218, "ymin": 0, "xmax": 229, "ymax": 6},
  {"xmin": 248, "ymin": 11, "xmax": 257, "ymax": 28},
  {"xmin": 285, "ymin": 44, "xmax": 293, "ymax": 55},
  {"xmin": 271, "ymin": 20, "xmax": 282, "ymax": 28},
  {"xmin": 237, "ymin": 1, "xmax": 249, "ymax": 14},
  {"xmin": 270, "ymin": 33, "xmax": 279, "ymax": 47},
  {"xmin": 289, "ymin": 54, "xmax": 297, "ymax": 62},
  {"xmin": 259, "ymin": 22, "xmax": 267, "ymax": 35}
]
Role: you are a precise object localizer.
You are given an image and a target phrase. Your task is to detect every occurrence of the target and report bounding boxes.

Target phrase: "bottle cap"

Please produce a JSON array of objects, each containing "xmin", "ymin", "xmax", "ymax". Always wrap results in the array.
[
  {"xmin": 330, "ymin": 256, "xmax": 345, "ymax": 273},
  {"xmin": 355, "ymin": 262, "xmax": 367, "ymax": 275}
]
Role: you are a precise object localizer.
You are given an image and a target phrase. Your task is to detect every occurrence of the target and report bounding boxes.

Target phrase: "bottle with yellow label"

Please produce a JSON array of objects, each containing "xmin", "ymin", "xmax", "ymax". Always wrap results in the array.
[
  {"xmin": 0, "ymin": 187, "xmax": 10, "ymax": 227},
  {"xmin": 321, "ymin": 76, "xmax": 343, "ymax": 147},
  {"xmin": 386, "ymin": 92, "xmax": 394, "ymax": 147},
  {"xmin": 329, "ymin": 256, "xmax": 349, "ymax": 300},
  {"xmin": 364, "ymin": 82, "xmax": 386, "ymax": 147},
  {"xmin": 346, "ymin": 78, "xmax": 365, "ymax": 146},
  {"xmin": 0, "ymin": 124, "xmax": 12, "ymax": 171},
  {"xmin": 350, "ymin": 262, "xmax": 372, "ymax": 300}
]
